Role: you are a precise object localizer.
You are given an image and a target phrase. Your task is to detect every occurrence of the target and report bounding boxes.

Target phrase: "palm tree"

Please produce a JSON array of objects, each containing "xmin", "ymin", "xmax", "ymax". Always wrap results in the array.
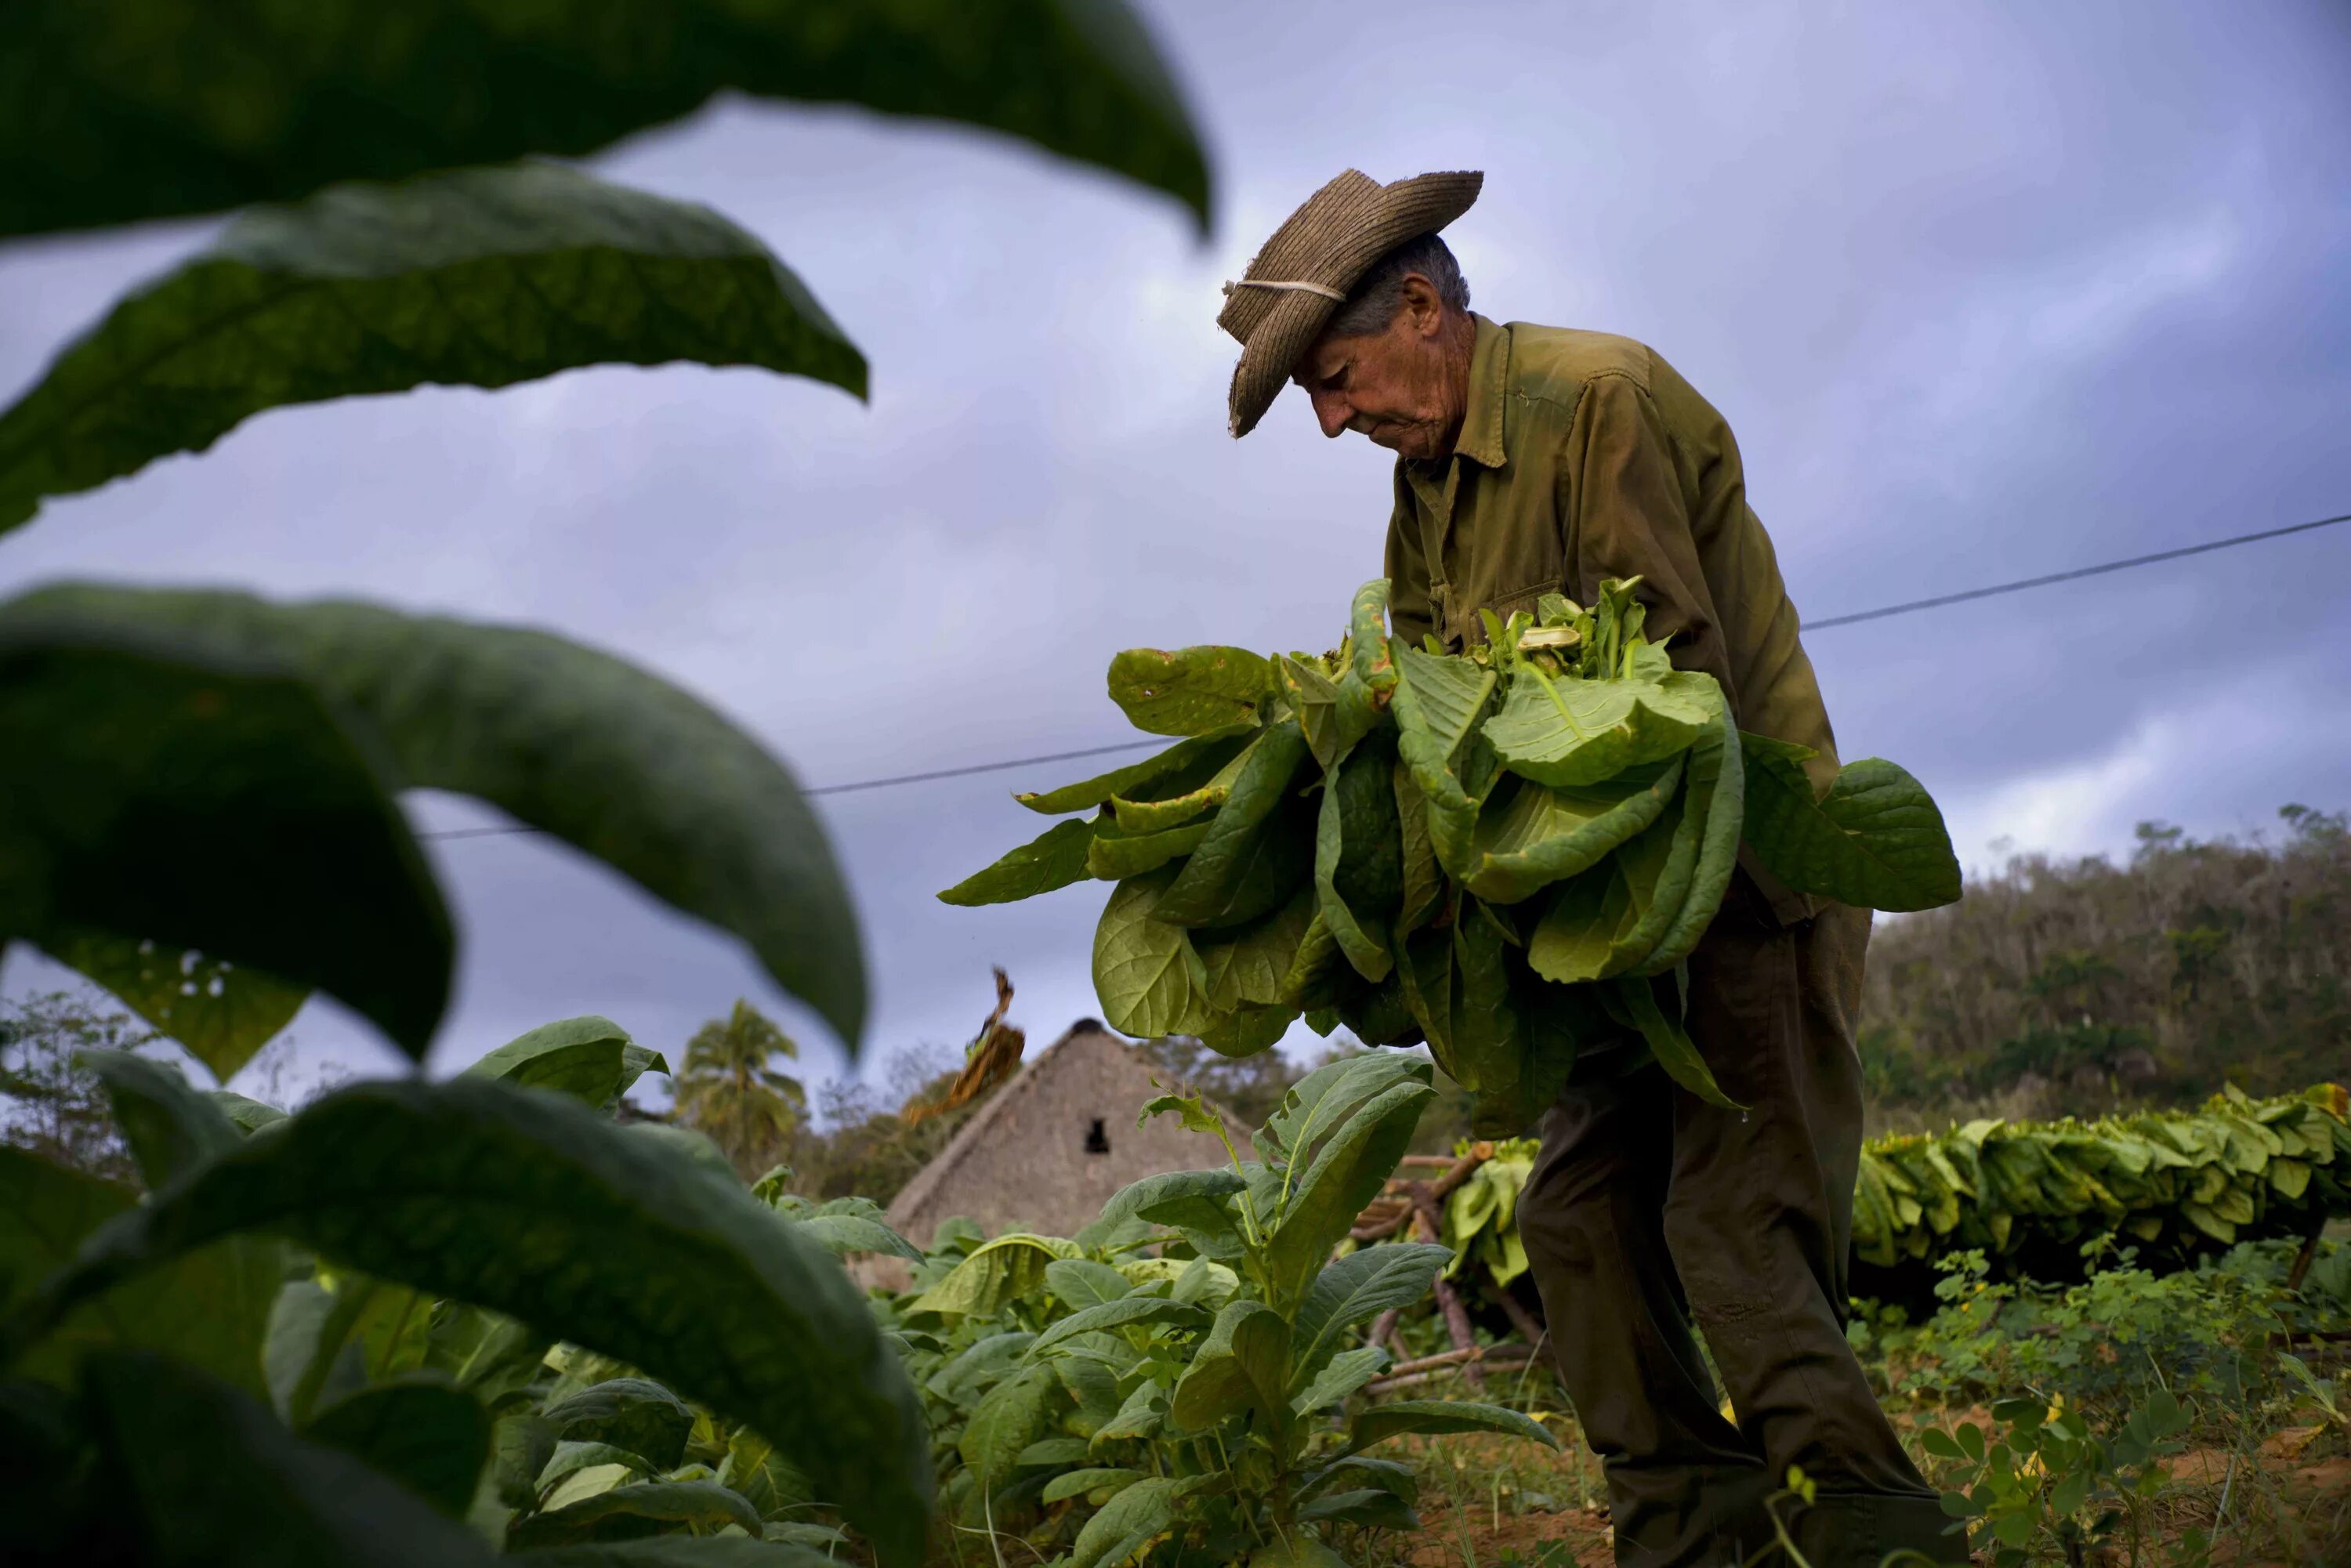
[{"xmin": 672, "ymin": 999, "xmax": 806, "ymax": 1179}]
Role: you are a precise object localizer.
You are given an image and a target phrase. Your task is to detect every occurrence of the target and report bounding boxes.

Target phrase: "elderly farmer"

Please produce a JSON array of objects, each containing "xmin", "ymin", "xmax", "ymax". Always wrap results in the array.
[{"xmin": 1217, "ymin": 170, "xmax": 1961, "ymax": 1568}]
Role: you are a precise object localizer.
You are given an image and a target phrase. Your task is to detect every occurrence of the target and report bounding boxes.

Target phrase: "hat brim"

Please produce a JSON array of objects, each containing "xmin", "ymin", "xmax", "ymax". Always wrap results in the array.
[{"xmin": 1226, "ymin": 170, "xmax": 1482, "ymax": 437}]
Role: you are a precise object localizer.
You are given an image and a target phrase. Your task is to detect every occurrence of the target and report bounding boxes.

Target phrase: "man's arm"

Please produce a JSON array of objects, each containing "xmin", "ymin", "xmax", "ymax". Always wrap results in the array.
[
  {"xmin": 1556, "ymin": 368, "xmax": 1820, "ymax": 926},
  {"xmin": 1556, "ymin": 371, "xmax": 1734, "ymax": 699}
]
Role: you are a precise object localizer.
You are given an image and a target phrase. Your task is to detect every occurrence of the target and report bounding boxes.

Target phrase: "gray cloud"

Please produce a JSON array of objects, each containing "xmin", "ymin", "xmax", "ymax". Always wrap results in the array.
[{"xmin": 5, "ymin": 0, "xmax": 2347, "ymax": 1101}]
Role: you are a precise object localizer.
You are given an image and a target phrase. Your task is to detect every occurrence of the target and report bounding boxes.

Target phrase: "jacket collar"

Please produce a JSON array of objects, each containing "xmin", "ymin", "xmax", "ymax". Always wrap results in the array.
[{"xmin": 1451, "ymin": 313, "xmax": 1509, "ymax": 469}]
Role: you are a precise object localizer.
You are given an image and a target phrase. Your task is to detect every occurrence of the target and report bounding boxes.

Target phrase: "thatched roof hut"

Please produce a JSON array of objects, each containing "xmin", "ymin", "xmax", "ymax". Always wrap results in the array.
[{"xmin": 882, "ymin": 1020, "xmax": 1253, "ymax": 1256}]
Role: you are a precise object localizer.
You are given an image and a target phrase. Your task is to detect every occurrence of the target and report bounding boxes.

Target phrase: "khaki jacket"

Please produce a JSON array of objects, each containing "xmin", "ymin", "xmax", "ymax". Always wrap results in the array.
[{"xmin": 1382, "ymin": 315, "xmax": 1841, "ymax": 920}]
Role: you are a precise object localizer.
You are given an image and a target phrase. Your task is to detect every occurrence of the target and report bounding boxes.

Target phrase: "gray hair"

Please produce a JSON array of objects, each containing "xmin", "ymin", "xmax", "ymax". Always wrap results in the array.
[{"xmin": 1324, "ymin": 231, "xmax": 1471, "ymax": 339}]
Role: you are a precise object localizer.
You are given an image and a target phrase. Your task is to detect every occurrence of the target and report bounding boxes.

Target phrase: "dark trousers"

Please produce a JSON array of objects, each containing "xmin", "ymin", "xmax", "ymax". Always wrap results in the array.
[{"xmin": 1517, "ymin": 886, "xmax": 1964, "ymax": 1568}]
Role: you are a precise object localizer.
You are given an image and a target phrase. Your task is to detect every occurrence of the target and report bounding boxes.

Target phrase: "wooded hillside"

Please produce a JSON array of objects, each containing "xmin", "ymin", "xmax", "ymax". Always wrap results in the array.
[{"xmin": 1859, "ymin": 804, "xmax": 2349, "ymax": 1128}]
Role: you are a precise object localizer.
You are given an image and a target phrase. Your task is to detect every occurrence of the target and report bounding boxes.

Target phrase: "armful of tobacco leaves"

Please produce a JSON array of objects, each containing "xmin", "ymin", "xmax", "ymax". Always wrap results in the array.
[{"xmin": 936, "ymin": 578, "xmax": 1960, "ymax": 1122}]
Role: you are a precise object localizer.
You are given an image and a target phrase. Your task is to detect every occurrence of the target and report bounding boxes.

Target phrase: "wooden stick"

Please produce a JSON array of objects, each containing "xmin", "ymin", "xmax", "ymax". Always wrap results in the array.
[
  {"xmin": 1364, "ymin": 1344, "xmax": 1534, "ymax": 1396},
  {"xmin": 1366, "ymin": 1308, "xmax": 1400, "ymax": 1355},
  {"xmin": 2284, "ymin": 1208, "xmax": 2329, "ymax": 1294},
  {"xmin": 1412, "ymin": 1186, "xmax": 1484, "ymax": 1389}
]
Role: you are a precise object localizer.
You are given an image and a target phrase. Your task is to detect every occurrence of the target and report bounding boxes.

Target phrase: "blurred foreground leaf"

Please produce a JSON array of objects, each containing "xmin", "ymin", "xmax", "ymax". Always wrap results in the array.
[{"xmin": 0, "ymin": 162, "xmax": 864, "ymax": 537}]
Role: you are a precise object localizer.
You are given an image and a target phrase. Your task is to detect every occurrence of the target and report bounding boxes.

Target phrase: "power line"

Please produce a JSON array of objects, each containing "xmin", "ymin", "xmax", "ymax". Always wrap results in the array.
[
  {"xmin": 415, "ymin": 507, "xmax": 2347, "ymax": 838},
  {"xmin": 1804, "ymin": 512, "xmax": 2350, "ymax": 629}
]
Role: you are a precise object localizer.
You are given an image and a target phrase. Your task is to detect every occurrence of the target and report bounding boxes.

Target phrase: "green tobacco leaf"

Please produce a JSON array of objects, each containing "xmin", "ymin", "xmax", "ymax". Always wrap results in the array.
[
  {"xmin": 269, "ymin": 1273, "xmax": 434, "ymax": 1426},
  {"xmin": 1328, "ymin": 732, "xmax": 1404, "ymax": 924},
  {"xmin": 1483, "ymin": 664, "xmax": 1722, "ymax": 788},
  {"xmin": 1279, "ymin": 910, "xmax": 1349, "ymax": 1011},
  {"xmin": 1349, "ymin": 579, "xmax": 1400, "ymax": 695},
  {"xmin": 8, "ymin": 1077, "xmax": 930, "ymax": 1568},
  {"xmin": 1641, "ymin": 708, "xmax": 1742, "ymax": 974},
  {"xmin": 1014, "ymin": 726, "xmax": 1255, "ymax": 816},
  {"xmin": 1198, "ymin": 1003, "xmax": 1299, "ymax": 1058},
  {"xmin": 1142, "ymin": 1085, "xmax": 1230, "ymax": 1141},
  {"xmin": 1279, "ymin": 653, "xmax": 1379, "ymax": 773},
  {"xmin": 1392, "ymin": 645, "xmax": 1498, "ymax": 878},
  {"xmin": 1297, "ymin": 1454, "xmax": 1417, "ymax": 1506},
  {"xmin": 1400, "ymin": 907, "xmax": 1523, "ymax": 1094},
  {"xmin": 1346, "ymin": 1398, "xmax": 1559, "ymax": 1454},
  {"xmin": 1029, "ymin": 1297, "xmax": 1210, "ymax": 1357},
  {"xmin": 1168, "ymin": 1298, "xmax": 1288, "ymax": 1432},
  {"xmin": 1741, "ymin": 738, "xmax": 1962, "ymax": 912},
  {"xmin": 939, "ymin": 817, "xmax": 1096, "ymax": 906},
  {"xmin": 715, "ymin": 1425, "xmax": 816, "ymax": 1522},
  {"xmin": 1110, "ymin": 730, "xmax": 1260, "ymax": 833},
  {"xmin": 1335, "ymin": 969, "xmax": 1419, "ymax": 1048},
  {"xmin": 1016, "ymin": 1436, "xmax": 1093, "ymax": 1467},
  {"xmin": 790, "ymin": 1209, "xmax": 922, "ymax": 1262},
  {"xmin": 1153, "ymin": 719, "xmax": 1311, "ymax": 926},
  {"xmin": 1612, "ymin": 977, "xmax": 1740, "ymax": 1110},
  {"xmin": 1464, "ymin": 756, "xmax": 1684, "ymax": 906},
  {"xmin": 46, "ymin": 932, "xmax": 306, "ymax": 1081},
  {"xmin": 1091, "ymin": 867, "xmax": 1213, "ymax": 1039},
  {"xmin": 1314, "ymin": 736, "xmax": 1401, "ymax": 983},
  {"xmin": 302, "ymin": 1381, "xmax": 491, "ymax": 1519},
  {"xmin": 1045, "ymin": 1258, "xmax": 1132, "ymax": 1310},
  {"xmin": 0, "ymin": 608, "xmax": 453, "ymax": 1059},
  {"xmin": 1108, "ymin": 645, "xmax": 1272, "ymax": 737},
  {"xmin": 1042, "ymin": 1467, "xmax": 1146, "ymax": 1506},
  {"xmin": 0, "ymin": 162, "xmax": 864, "ymax": 538},
  {"xmin": 540, "ymin": 1439, "xmax": 656, "ymax": 1497},
  {"xmin": 1194, "ymin": 884, "xmax": 1317, "ymax": 1013},
  {"xmin": 2, "ymin": 585, "xmax": 864, "ymax": 1052},
  {"xmin": 1086, "ymin": 813, "xmax": 1215, "ymax": 880},
  {"xmin": 1291, "ymin": 1244, "xmax": 1453, "ymax": 1373},
  {"xmin": 1299, "ymin": 1487, "xmax": 1418, "ymax": 1533},
  {"xmin": 1078, "ymin": 1169, "xmax": 1245, "ymax": 1254},
  {"xmin": 1259, "ymin": 1053, "xmax": 1426, "ymax": 1168},
  {"xmin": 1070, "ymin": 1475, "xmax": 1202, "ymax": 1568},
  {"xmin": 77, "ymin": 1048, "xmax": 241, "ymax": 1188},
  {"xmin": 509, "ymin": 1480, "xmax": 763, "ymax": 1548},
  {"xmin": 1291, "ymin": 1345, "xmax": 1388, "ymax": 1415},
  {"xmin": 1526, "ymin": 775, "xmax": 1697, "ymax": 987},
  {"xmin": 960, "ymin": 1363, "xmax": 1061, "ymax": 1489},
  {"xmin": 1264, "ymin": 1077, "xmax": 1433, "ymax": 1305},
  {"xmin": 621, "ymin": 1123, "xmax": 738, "ymax": 1186},
  {"xmin": 84, "ymin": 1350, "xmax": 498, "ymax": 1565},
  {"xmin": 542, "ymin": 1379, "xmax": 694, "ymax": 1471},
  {"xmin": 16, "ymin": 1216, "xmax": 271, "ymax": 1410},
  {"xmin": 205, "ymin": 1091, "xmax": 289, "ymax": 1135},
  {"xmin": 0, "ymin": 1146, "xmax": 134, "ymax": 1316},
  {"xmin": 910, "ymin": 1233, "xmax": 1079, "ymax": 1318},
  {"xmin": 464, "ymin": 1016, "xmax": 669, "ymax": 1108},
  {"xmin": 426, "ymin": 1304, "xmax": 550, "ymax": 1406},
  {"xmin": 1393, "ymin": 761, "xmax": 1444, "ymax": 936},
  {"xmin": 0, "ymin": 0, "xmax": 1210, "ymax": 241}
]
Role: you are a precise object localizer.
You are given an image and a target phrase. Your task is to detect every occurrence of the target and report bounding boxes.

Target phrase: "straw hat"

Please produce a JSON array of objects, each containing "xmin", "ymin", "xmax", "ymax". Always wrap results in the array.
[{"xmin": 1218, "ymin": 168, "xmax": 1483, "ymax": 437}]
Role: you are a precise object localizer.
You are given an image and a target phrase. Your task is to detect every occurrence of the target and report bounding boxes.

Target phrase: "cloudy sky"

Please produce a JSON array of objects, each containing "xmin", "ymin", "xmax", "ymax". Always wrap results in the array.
[{"xmin": 3, "ymin": 0, "xmax": 2346, "ymax": 1102}]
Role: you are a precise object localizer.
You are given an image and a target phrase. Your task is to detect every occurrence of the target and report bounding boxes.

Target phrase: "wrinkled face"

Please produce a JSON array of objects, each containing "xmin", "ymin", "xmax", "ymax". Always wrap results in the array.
[{"xmin": 1291, "ymin": 275, "xmax": 1470, "ymax": 462}]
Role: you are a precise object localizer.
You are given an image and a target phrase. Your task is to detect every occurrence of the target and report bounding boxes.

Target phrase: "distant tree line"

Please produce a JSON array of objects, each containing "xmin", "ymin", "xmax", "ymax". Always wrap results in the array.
[{"xmin": 1858, "ymin": 804, "xmax": 2349, "ymax": 1128}]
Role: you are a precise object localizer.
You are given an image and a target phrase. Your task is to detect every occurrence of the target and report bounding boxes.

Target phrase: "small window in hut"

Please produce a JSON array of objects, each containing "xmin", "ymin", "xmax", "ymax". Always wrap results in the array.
[{"xmin": 1085, "ymin": 1117, "xmax": 1110, "ymax": 1155}]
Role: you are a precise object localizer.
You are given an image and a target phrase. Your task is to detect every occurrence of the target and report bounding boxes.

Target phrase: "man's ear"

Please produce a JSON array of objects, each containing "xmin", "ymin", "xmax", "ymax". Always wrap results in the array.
[{"xmin": 1398, "ymin": 273, "xmax": 1447, "ymax": 338}]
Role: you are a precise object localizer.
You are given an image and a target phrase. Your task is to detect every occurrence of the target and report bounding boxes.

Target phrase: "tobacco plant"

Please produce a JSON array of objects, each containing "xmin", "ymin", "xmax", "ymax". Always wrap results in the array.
[
  {"xmin": 944, "ymin": 578, "xmax": 1962, "ymax": 1125},
  {"xmin": 890, "ymin": 1054, "xmax": 1556, "ymax": 1567},
  {"xmin": 0, "ymin": 1016, "xmax": 931, "ymax": 1564}
]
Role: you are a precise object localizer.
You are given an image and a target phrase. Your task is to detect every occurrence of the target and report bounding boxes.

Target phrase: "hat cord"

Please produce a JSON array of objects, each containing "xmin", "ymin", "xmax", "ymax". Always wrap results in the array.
[{"xmin": 1221, "ymin": 277, "xmax": 1346, "ymax": 301}]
